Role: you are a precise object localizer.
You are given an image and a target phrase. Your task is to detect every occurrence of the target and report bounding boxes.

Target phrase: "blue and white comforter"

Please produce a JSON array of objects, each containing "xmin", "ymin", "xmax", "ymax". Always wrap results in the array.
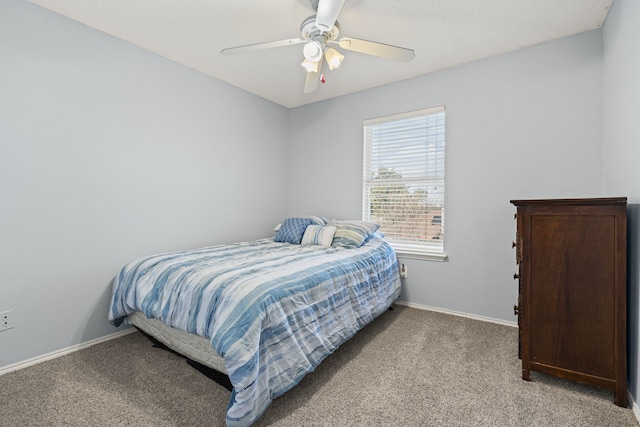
[{"xmin": 108, "ymin": 237, "xmax": 401, "ymax": 426}]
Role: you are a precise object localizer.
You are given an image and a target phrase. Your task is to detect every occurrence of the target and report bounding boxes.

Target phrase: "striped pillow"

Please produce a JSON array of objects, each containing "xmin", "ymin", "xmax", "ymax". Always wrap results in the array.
[
  {"xmin": 301, "ymin": 225, "xmax": 337, "ymax": 247},
  {"xmin": 330, "ymin": 221, "xmax": 380, "ymax": 249}
]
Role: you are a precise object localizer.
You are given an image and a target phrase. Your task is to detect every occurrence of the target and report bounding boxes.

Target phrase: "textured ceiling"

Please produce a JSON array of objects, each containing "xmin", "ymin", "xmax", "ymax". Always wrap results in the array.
[{"xmin": 28, "ymin": 0, "xmax": 613, "ymax": 108}]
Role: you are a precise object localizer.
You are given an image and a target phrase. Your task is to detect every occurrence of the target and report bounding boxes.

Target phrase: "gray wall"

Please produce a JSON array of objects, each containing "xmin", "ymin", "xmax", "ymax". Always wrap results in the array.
[
  {"xmin": 0, "ymin": 0, "xmax": 289, "ymax": 368},
  {"xmin": 603, "ymin": 0, "xmax": 640, "ymax": 406},
  {"xmin": 288, "ymin": 30, "xmax": 604, "ymax": 323}
]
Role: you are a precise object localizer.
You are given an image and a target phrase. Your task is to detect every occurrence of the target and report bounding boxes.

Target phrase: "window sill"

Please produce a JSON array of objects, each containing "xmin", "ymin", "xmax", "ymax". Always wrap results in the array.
[{"xmin": 395, "ymin": 250, "xmax": 448, "ymax": 262}]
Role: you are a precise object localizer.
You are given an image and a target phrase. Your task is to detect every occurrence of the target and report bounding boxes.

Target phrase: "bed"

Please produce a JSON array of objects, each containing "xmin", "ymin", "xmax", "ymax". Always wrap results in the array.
[{"xmin": 108, "ymin": 218, "xmax": 401, "ymax": 426}]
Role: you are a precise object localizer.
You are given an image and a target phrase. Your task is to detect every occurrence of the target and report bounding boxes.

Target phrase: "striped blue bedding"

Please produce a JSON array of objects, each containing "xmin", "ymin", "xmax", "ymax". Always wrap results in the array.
[{"xmin": 108, "ymin": 237, "xmax": 401, "ymax": 426}]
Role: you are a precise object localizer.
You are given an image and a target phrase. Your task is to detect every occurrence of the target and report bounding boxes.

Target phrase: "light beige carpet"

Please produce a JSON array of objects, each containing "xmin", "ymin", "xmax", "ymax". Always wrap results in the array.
[{"xmin": 0, "ymin": 305, "xmax": 637, "ymax": 426}]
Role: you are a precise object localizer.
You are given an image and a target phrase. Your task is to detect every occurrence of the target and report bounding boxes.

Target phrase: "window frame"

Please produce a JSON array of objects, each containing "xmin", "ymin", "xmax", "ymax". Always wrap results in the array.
[{"xmin": 362, "ymin": 106, "xmax": 447, "ymax": 262}]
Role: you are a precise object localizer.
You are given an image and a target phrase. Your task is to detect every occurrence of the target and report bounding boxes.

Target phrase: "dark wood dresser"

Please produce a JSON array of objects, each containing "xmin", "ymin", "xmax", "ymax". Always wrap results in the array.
[{"xmin": 510, "ymin": 197, "xmax": 627, "ymax": 407}]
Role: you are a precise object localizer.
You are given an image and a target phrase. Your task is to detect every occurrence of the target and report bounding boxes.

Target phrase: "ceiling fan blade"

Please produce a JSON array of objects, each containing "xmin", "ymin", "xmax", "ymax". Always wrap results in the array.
[
  {"xmin": 336, "ymin": 37, "xmax": 415, "ymax": 62},
  {"xmin": 304, "ymin": 70, "xmax": 320, "ymax": 94},
  {"xmin": 304, "ymin": 56, "xmax": 324, "ymax": 93},
  {"xmin": 221, "ymin": 38, "xmax": 304, "ymax": 55},
  {"xmin": 315, "ymin": 0, "xmax": 346, "ymax": 31}
]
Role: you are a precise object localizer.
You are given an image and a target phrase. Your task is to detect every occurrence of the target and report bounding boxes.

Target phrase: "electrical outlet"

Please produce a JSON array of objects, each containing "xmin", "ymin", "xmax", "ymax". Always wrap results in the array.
[
  {"xmin": 0, "ymin": 310, "xmax": 14, "ymax": 331},
  {"xmin": 400, "ymin": 264, "xmax": 408, "ymax": 278}
]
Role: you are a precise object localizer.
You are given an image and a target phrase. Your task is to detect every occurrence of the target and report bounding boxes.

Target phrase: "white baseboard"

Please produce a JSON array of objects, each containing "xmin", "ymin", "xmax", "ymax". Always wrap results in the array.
[
  {"xmin": 394, "ymin": 300, "xmax": 518, "ymax": 328},
  {"xmin": 0, "ymin": 304, "xmax": 512, "ymax": 376},
  {"xmin": 630, "ymin": 391, "xmax": 640, "ymax": 424},
  {"xmin": 0, "ymin": 328, "xmax": 136, "ymax": 376}
]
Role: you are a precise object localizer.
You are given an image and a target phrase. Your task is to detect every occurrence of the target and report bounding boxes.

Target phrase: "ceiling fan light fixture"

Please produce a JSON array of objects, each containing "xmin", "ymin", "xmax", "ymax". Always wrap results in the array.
[
  {"xmin": 324, "ymin": 47, "xmax": 344, "ymax": 70},
  {"xmin": 221, "ymin": 0, "xmax": 415, "ymax": 94},
  {"xmin": 301, "ymin": 58, "xmax": 319, "ymax": 73},
  {"xmin": 303, "ymin": 41, "xmax": 323, "ymax": 62}
]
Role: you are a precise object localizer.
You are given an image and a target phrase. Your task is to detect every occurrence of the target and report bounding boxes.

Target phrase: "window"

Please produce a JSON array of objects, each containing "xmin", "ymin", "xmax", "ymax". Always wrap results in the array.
[{"xmin": 363, "ymin": 106, "xmax": 446, "ymax": 259}]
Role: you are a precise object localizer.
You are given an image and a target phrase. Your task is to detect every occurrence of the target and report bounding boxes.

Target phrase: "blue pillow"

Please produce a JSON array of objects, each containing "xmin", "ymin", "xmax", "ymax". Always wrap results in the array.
[
  {"xmin": 274, "ymin": 217, "xmax": 314, "ymax": 244},
  {"xmin": 273, "ymin": 215, "xmax": 328, "ymax": 232}
]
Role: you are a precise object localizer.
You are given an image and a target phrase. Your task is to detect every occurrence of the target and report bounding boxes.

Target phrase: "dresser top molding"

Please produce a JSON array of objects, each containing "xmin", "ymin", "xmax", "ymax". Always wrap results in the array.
[{"xmin": 510, "ymin": 197, "xmax": 627, "ymax": 207}]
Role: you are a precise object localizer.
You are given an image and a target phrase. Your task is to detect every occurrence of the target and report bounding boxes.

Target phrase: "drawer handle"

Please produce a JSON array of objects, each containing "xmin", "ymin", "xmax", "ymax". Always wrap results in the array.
[{"xmin": 513, "ymin": 273, "xmax": 519, "ymax": 280}]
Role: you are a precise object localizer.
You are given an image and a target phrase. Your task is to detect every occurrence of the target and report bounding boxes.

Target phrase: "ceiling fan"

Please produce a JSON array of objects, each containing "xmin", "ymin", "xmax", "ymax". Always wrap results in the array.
[{"xmin": 221, "ymin": 0, "xmax": 415, "ymax": 94}]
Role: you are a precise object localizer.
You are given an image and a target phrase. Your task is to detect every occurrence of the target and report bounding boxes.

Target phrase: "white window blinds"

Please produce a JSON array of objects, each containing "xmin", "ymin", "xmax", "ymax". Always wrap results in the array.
[{"xmin": 363, "ymin": 106, "xmax": 445, "ymax": 256}]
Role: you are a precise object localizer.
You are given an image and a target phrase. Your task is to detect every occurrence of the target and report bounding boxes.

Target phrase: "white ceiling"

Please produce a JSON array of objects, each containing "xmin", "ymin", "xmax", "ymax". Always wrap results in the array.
[{"xmin": 28, "ymin": 0, "xmax": 613, "ymax": 108}]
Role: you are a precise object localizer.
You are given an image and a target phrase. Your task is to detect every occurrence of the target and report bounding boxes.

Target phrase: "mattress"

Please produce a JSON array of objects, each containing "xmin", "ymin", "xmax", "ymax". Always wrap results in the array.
[{"xmin": 127, "ymin": 311, "xmax": 227, "ymax": 374}]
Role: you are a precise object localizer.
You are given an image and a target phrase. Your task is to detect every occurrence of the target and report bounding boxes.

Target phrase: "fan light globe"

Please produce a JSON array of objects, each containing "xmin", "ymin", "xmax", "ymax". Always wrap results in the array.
[
  {"xmin": 301, "ymin": 58, "xmax": 319, "ymax": 73},
  {"xmin": 324, "ymin": 47, "xmax": 344, "ymax": 70},
  {"xmin": 303, "ymin": 41, "xmax": 323, "ymax": 62}
]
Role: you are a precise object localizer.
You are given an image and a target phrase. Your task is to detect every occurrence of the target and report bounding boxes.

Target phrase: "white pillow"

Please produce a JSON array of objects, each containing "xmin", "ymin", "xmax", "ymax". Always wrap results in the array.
[{"xmin": 301, "ymin": 225, "xmax": 337, "ymax": 247}]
